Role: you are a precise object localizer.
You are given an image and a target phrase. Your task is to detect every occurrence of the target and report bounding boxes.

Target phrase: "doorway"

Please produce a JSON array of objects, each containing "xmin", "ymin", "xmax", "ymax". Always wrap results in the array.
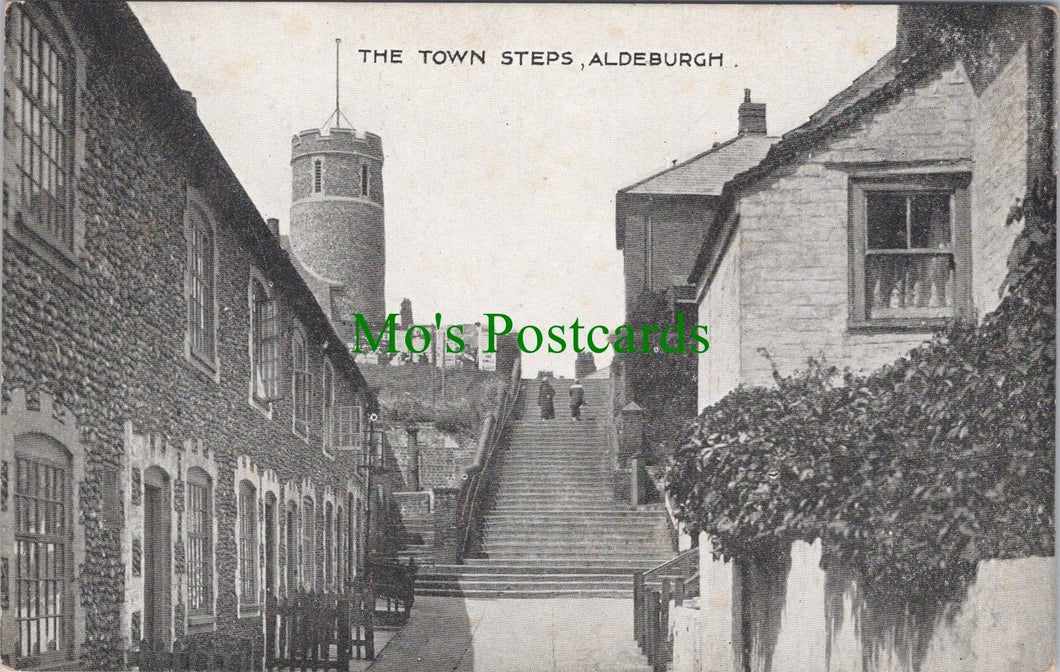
[{"xmin": 143, "ymin": 467, "xmax": 172, "ymax": 646}]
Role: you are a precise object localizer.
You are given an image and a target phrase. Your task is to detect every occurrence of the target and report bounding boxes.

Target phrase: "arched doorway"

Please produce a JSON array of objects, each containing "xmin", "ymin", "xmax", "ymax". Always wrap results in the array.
[{"xmin": 142, "ymin": 466, "xmax": 172, "ymax": 645}]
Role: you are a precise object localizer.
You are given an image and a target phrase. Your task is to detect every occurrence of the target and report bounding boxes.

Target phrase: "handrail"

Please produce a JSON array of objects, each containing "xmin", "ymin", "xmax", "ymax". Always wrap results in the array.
[
  {"xmin": 456, "ymin": 358, "xmax": 522, "ymax": 560},
  {"xmin": 643, "ymin": 546, "xmax": 699, "ymax": 582}
]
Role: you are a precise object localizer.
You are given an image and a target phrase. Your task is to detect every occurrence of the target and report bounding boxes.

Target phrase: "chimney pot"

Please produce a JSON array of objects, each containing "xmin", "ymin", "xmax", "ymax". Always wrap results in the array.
[
  {"xmin": 738, "ymin": 90, "xmax": 767, "ymax": 135},
  {"xmin": 266, "ymin": 217, "xmax": 280, "ymax": 237}
]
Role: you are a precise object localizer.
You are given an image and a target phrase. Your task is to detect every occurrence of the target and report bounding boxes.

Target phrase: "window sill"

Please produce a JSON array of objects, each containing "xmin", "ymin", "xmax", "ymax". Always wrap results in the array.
[
  {"xmin": 185, "ymin": 347, "xmax": 221, "ymax": 384},
  {"xmin": 847, "ymin": 318, "xmax": 950, "ymax": 334},
  {"xmin": 186, "ymin": 613, "xmax": 216, "ymax": 633},
  {"xmin": 6, "ymin": 217, "xmax": 84, "ymax": 286},
  {"xmin": 239, "ymin": 603, "xmax": 262, "ymax": 618}
]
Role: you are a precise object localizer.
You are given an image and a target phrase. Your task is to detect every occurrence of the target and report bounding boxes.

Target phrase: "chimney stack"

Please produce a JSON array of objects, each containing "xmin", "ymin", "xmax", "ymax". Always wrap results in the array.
[
  {"xmin": 266, "ymin": 217, "xmax": 280, "ymax": 238},
  {"xmin": 738, "ymin": 89, "xmax": 767, "ymax": 135}
]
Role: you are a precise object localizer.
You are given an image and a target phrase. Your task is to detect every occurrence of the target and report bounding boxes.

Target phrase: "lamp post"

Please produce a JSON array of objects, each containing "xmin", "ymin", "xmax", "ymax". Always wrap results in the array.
[{"xmin": 361, "ymin": 412, "xmax": 384, "ymax": 582}]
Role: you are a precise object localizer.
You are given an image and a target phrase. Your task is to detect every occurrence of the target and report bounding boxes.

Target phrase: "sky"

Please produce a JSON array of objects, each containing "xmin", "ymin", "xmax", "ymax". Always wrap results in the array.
[{"xmin": 129, "ymin": 3, "xmax": 897, "ymax": 377}]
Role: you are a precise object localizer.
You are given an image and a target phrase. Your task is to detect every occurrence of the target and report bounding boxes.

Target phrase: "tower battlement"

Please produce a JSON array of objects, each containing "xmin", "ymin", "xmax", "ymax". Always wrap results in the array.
[{"xmin": 292, "ymin": 127, "xmax": 384, "ymax": 160}]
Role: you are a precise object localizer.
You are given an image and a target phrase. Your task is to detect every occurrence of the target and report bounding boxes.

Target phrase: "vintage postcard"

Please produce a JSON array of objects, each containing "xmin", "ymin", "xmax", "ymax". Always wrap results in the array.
[{"xmin": 0, "ymin": 2, "xmax": 1054, "ymax": 671}]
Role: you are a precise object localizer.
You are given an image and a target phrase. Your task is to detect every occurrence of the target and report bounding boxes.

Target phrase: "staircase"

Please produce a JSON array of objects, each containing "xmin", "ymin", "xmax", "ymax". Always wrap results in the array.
[{"xmin": 417, "ymin": 378, "xmax": 673, "ymax": 597}]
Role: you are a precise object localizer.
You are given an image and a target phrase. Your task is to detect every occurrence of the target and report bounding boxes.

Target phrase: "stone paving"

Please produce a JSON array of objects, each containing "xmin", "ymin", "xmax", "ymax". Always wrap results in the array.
[{"xmin": 367, "ymin": 597, "xmax": 653, "ymax": 672}]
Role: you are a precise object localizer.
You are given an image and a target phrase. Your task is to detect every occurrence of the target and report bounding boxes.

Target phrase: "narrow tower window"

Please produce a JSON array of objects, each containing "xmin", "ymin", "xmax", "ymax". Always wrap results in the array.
[
  {"xmin": 360, "ymin": 164, "xmax": 370, "ymax": 197},
  {"xmin": 313, "ymin": 158, "xmax": 324, "ymax": 194}
]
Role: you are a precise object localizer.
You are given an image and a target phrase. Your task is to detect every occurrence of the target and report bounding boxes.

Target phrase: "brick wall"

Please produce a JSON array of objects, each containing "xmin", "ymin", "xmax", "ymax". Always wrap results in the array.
[
  {"xmin": 621, "ymin": 195, "xmax": 714, "ymax": 317},
  {"xmin": 696, "ymin": 229, "xmax": 741, "ymax": 411},
  {"xmin": 696, "ymin": 36, "xmax": 1038, "ymax": 406},
  {"xmin": 732, "ymin": 62, "xmax": 981, "ymax": 390},
  {"xmin": 1, "ymin": 4, "xmax": 367, "ymax": 666},
  {"xmin": 970, "ymin": 44, "xmax": 1029, "ymax": 318}
]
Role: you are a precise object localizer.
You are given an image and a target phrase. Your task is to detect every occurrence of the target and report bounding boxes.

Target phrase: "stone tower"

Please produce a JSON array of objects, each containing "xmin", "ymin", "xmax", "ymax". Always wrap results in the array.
[{"xmin": 288, "ymin": 127, "xmax": 385, "ymax": 329}]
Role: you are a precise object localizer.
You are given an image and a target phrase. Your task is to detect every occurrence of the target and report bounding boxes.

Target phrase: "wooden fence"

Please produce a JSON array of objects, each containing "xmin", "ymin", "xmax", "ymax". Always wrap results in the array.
[
  {"xmin": 368, "ymin": 558, "xmax": 416, "ymax": 627},
  {"xmin": 264, "ymin": 590, "xmax": 376, "ymax": 671},
  {"xmin": 633, "ymin": 547, "xmax": 700, "ymax": 672}
]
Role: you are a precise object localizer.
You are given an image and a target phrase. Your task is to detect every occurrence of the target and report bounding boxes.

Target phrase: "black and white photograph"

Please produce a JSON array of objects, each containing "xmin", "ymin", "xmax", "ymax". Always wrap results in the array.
[{"xmin": 0, "ymin": 3, "xmax": 1054, "ymax": 671}]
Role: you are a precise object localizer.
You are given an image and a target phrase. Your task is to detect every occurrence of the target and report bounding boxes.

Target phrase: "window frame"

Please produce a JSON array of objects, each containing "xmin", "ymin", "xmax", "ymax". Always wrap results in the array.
[
  {"xmin": 3, "ymin": 2, "xmax": 86, "ymax": 276},
  {"xmin": 291, "ymin": 326, "xmax": 312, "ymax": 440},
  {"xmin": 237, "ymin": 480, "xmax": 259, "ymax": 609},
  {"xmin": 322, "ymin": 359, "xmax": 336, "ymax": 458},
  {"xmin": 848, "ymin": 173, "xmax": 972, "ymax": 330},
  {"xmin": 301, "ymin": 496, "xmax": 316, "ymax": 591},
  {"xmin": 184, "ymin": 188, "xmax": 220, "ymax": 379},
  {"xmin": 12, "ymin": 438, "xmax": 74, "ymax": 666},
  {"xmin": 249, "ymin": 271, "xmax": 283, "ymax": 410},
  {"xmin": 185, "ymin": 468, "xmax": 215, "ymax": 622}
]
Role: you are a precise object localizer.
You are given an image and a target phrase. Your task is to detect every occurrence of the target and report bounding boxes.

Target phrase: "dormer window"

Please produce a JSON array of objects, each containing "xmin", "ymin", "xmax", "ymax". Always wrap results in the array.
[
  {"xmin": 313, "ymin": 158, "xmax": 324, "ymax": 194},
  {"xmin": 360, "ymin": 163, "xmax": 369, "ymax": 197}
]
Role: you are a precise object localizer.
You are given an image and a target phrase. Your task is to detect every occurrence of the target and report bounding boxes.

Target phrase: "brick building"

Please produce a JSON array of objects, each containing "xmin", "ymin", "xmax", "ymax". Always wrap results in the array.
[
  {"xmin": 1, "ymin": 2, "xmax": 374, "ymax": 668},
  {"xmin": 690, "ymin": 5, "xmax": 1053, "ymax": 410},
  {"xmin": 616, "ymin": 91, "xmax": 776, "ymax": 319},
  {"xmin": 612, "ymin": 94, "xmax": 778, "ymax": 459}
]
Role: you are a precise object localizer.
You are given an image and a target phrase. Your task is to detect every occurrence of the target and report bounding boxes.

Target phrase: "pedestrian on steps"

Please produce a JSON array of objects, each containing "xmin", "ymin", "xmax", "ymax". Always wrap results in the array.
[
  {"xmin": 538, "ymin": 376, "xmax": 555, "ymax": 419},
  {"xmin": 569, "ymin": 379, "xmax": 585, "ymax": 421}
]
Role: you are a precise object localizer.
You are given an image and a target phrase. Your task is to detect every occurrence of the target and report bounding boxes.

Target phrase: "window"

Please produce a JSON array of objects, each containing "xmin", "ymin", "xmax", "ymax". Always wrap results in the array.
[
  {"xmin": 336, "ymin": 505, "xmax": 346, "ymax": 591},
  {"xmin": 186, "ymin": 199, "xmax": 217, "ymax": 368},
  {"xmin": 322, "ymin": 360, "xmax": 335, "ymax": 455},
  {"xmin": 238, "ymin": 481, "xmax": 258, "ymax": 606},
  {"xmin": 251, "ymin": 278, "xmax": 282, "ymax": 403},
  {"xmin": 285, "ymin": 501, "xmax": 298, "ymax": 596},
  {"xmin": 324, "ymin": 502, "xmax": 334, "ymax": 591},
  {"xmin": 14, "ymin": 435, "xmax": 73, "ymax": 665},
  {"xmin": 313, "ymin": 158, "xmax": 324, "ymax": 194},
  {"xmin": 850, "ymin": 176, "xmax": 971, "ymax": 327},
  {"xmin": 331, "ymin": 405, "xmax": 363, "ymax": 451},
  {"xmin": 186, "ymin": 469, "xmax": 214, "ymax": 617},
  {"xmin": 301, "ymin": 497, "xmax": 315, "ymax": 590},
  {"xmin": 292, "ymin": 329, "xmax": 311, "ymax": 438},
  {"xmin": 360, "ymin": 164, "xmax": 370, "ymax": 198},
  {"xmin": 4, "ymin": 4, "xmax": 75, "ymax": 253}
]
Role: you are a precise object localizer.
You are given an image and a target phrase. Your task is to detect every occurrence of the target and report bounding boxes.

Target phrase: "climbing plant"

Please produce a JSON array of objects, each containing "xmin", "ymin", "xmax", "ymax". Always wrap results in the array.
[
  {"xmin": 619, "ymin": 290, "xmax": 699, "ymax": 463},
  {"xmin": 667, "ymin": 180, "xmax": 1056, "ymax": 608}
]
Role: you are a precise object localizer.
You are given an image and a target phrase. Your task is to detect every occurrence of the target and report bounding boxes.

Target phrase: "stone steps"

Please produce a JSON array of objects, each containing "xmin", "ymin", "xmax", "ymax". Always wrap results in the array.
[{"xmin": 415, "ymin": 379, "xmax": 670, "ymax": 597}]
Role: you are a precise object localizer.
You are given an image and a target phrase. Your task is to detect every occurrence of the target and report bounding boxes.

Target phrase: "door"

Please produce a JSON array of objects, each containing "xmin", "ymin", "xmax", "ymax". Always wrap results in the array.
[{"xmin": 142, "ymin": 467, "xmax": 171, "ymax": 647}]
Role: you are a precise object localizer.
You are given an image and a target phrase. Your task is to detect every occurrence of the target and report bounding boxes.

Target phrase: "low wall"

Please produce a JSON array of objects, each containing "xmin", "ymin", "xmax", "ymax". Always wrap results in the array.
[{"xmin": 676, "ymin": 533, "xmax": 1055, "ymax": 672}]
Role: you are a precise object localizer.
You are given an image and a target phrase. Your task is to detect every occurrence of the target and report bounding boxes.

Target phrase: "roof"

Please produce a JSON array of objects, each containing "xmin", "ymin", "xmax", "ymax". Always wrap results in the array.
[
  {"xmin": 619, "ymin": 133, "xmax": 778, "ymax": 197},
  {"xmin": 687, "ymin": 48, "xmax": 949, "ymax": 286},
  {"xmin": 83, "ymin": 2, "xmax": 370, "ymax": 393}
]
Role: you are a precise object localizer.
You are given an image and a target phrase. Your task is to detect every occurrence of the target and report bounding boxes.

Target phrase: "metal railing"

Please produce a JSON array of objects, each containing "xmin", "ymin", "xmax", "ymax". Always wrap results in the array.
[
  {"xmin": 633, "ymin": 547, "xmax": 700, "ymax": 672},
  {"xmin": 456, "ymin": 358, "xmax": 522, "ymax": 560}
]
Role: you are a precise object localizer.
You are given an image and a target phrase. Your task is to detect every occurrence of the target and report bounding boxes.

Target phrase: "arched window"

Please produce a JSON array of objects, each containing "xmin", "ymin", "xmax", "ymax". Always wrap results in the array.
[
  {"xmin": 263, "ymin": 492, "xmax": 278, "ymax": 599},
  {"xmin": 322, "ymin": 359, "xmax": 335, "ymax": 455},
  {"xmin": 335, "ymin": 505, "xmax": 346, "ymax": 591},
  {"xmin": 324, "ymin": 502, "xmax": 334, "ymax": 591},
  {"xmin": 186, "ymin": 468, "xmax": 214, "ymax": 616},
  {"xmin": 186, "ymin": 198, "xmax": 217, "ymax": 368},
  {"xmin": 285, "ymin": 501, "xmax": 298, "ymax": 596},
  {"xmin": 292, "ymin": 328, "xmax": 311, "ymax": 438},
  {"xmin": 251, "ymin": 278, "xmax": 281, "ymax": 403},
  {"xmin": 301, "ymin": 496, "xmax": 315, "ymax": 590},
  {"xmin": 13, "ymin": 433, "xmax": 73, "ymax": 664},
  {"xmin": 238, "ymin": 481, "xmax": 258, "ymax": 606}
]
